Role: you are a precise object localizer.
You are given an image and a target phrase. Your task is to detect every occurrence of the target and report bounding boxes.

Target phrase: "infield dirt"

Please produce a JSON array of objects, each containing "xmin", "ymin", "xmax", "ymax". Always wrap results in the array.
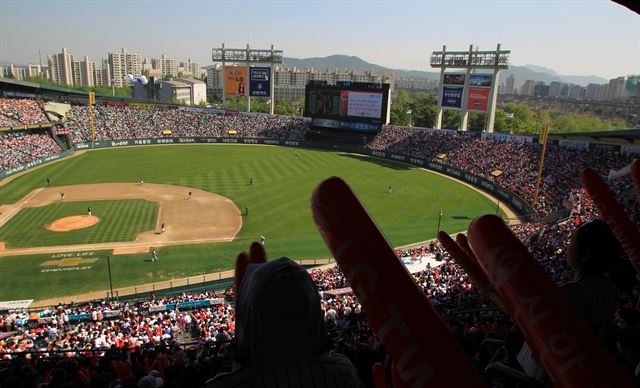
[{"xmin": 0, "ymin": 183, "xmax": 242, "ymax": 256}]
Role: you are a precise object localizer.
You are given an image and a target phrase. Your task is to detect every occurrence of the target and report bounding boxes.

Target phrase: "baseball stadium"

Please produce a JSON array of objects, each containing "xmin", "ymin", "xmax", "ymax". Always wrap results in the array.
[
  {"xmin": 0, "ymin": 78, "xmax": 518, "ymax": 291},
  {"xmin": 2, "ymin": 4, "xmax": 640, "ymax": 383}
]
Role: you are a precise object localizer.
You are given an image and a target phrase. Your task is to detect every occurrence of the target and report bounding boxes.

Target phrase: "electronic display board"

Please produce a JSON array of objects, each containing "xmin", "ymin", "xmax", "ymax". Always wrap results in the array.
[{"xmin": 304, "ymin": 82, "xmax": 390, "ymax": 127}]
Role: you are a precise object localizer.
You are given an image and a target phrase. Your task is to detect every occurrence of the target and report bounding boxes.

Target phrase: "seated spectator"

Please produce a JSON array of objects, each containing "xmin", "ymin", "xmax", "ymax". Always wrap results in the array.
[
  {"xmin": 518, "ymin": 219, "xmax": 638, "ymax": 383},
  {"xmin": 207, "ymin": 245, "xmax": 358, "ymax": 387}
]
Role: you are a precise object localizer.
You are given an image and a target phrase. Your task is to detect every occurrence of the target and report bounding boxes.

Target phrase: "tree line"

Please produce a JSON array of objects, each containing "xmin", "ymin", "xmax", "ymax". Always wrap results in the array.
[{"xmin": 389, "ymin": 90, "xmax": 628, "ymax": 133}]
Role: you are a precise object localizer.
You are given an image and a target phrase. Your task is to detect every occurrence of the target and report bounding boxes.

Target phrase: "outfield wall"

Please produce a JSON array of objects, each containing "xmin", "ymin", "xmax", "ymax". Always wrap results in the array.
[{"xmin": 73, "ymin": 138, "xmax": 536, "ymax": 222}]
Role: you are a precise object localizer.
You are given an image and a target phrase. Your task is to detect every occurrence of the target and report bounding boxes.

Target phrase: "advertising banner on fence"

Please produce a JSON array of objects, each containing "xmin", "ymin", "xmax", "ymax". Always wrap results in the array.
[
  {"xmin": 441, "ymin": 86, "xmax": 463, "ymax": 109},
  {"xmin": 443, "ymin": 73, "xmax": 465, "ymax": 85},
  {"xmin": 249, "ymin": 67, "xmax": 270, "ymax": 97},
  {"xmin": 225, "ymin": 67, "xmax": 247, "ymax": 96},
  {"xmin": 466, "ymin": 88, "xmax": 490, "ymax": 111},
  {"xmin": 469, "ymin": 74, "xmax": 493, "ymax": 87}
]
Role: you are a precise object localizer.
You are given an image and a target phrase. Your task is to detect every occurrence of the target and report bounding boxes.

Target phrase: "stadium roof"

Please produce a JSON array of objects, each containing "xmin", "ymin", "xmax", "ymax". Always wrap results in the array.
[
  {"xmin": 160, "ymin": 79, "xmax": 192, "ymax": 88},
  {"xmin": 551, "ymin": 129, "xmax": 640, "ymax": 143}
]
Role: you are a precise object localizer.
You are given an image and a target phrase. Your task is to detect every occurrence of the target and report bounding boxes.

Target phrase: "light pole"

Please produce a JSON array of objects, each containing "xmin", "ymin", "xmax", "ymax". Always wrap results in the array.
[
  {"xmin": 106, "ymin": 256, "xmax": 114, "ymax": 301},
  {"xmin": 436, "ymin": 209, "xmax": 443, "ymax": 235}
]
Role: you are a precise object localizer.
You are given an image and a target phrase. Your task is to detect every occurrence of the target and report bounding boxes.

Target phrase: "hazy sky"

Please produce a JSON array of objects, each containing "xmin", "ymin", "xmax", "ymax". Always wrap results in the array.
[{"xmin": 1, "ymin": 0, "xmax": 638, "ymax": 79}]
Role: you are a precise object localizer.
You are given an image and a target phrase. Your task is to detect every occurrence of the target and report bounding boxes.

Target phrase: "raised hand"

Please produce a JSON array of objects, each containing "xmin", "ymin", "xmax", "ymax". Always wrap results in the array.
[
  {"xmin": 312, "ymin": 176, "xmax": 486, "ymax": 387},
  {"xmin": 466, "ymin": 214, "xmax": 633, "ymax": 388}
]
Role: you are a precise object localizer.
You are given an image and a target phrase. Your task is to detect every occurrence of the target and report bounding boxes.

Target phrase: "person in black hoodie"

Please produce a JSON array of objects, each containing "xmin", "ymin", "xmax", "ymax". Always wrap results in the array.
[{"xmin": 207, "ymin": 242, "xmax": 358, "ymax": 387}]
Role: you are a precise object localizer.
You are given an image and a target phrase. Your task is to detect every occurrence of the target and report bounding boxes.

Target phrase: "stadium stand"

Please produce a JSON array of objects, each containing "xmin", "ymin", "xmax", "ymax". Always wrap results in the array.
[
  {"xmin": 0, "ymin": 132, "xmax": 62, "ymax": 174},
  {"xmin": 0, "ymin": 98, "xmax": 48, "ymax": 126},
  {"xmin": 368, "ymin": 125, "xmax": 640, "ymax": 221},
  {"xmin": 1, "ymin": 95, "xmax": 639, "ymax": 386},
  {"xmin": 65, "ymin": 105, "xmax": 308, "ymax": 143}
]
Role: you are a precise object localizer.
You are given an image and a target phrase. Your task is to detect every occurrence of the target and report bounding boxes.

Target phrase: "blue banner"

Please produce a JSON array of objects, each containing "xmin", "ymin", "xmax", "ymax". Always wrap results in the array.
[
  {"xmin": 441, "ymin": 86, "xmax": 463, "ymax": 109},
  {"xmin": 250, "ymin": 67, "xmax": 271, "ymax": 97}
]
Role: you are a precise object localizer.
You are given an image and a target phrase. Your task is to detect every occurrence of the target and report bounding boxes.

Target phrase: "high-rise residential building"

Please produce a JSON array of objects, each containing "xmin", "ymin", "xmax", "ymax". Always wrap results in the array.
[
  {"xmin": 568, "ymin": 84, "xmax": 584, "ymax": 99},
  {"xmin": 27, "ymin": 64, "xmax": 42, "ymax": 78},
  {"xmin": 533, "ymin": 82, "xmax": 549, "ymax": 97},
  {"xmin": 520, "ymin": 79, "xmax": 536, "ymax": 96},
  {"xmin": 585, "ymin": 83, "xmax": 600, "ymax": 100},
  {"xmin": 180, "ymin": 58, "xmax": 202, "ymax": 79},
  {"xmin": 596, "ymin": 84, "xmax": 610, "ymax": 101},
  {"xmin": 80, "ymin": 56, "xmax": 97, "ymax": 87},
  {"xmin": 548, "ymin": 81, "xmax": 562, "ymax": 98},
  {"xmin": 109, "ymin": 48, "xmax": 142, "ymax": 87},
  {"xmin": 48, "ymin": 48, "xmax": 78, "ymax": 86},
  {"xmin": 505, "ymin": 74, "xmax": 515, "ymax": 95},
  {"xmin": 8, "ymin": 64, "xmax": 27, "ymax": 80},
  {"xmin": 72, "ymin": 61, "xmax": 81, "ymax": 86},
  {"xmin": 626, "ymin": 75, "xmax": 639, "ymax": 98},
  {"xmin": 608, "ymin": 76, "xmax": 627, "ymax": 100},
  {"xmin": 101, "ymin": 59, "xmax": 112, "ymax": 86},
  {"xmin": 206, "ymin": 64, "xmax": 223, "ymax": 90},
  {"xmin": 141, "ymin": 59, "xmax": 162, "ymax": 79},
  {"xmin": 152, "ymin": 54, "xmax": 177, "ymax": 78},
  {"xmin": 206, "ymin": 65, "xmax": 393, "ymax": 100}
]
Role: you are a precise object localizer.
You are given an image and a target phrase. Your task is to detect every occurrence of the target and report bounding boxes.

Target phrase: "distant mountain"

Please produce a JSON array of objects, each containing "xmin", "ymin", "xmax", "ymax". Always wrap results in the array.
[
  {"xmin": 281, "ymin": 54, "xmax": 609, "ymax": 87},
  {"xmin": 521, "ymin": 65, "xmax": 607, "ymax": 86},
  {"xmin": 283, "ymin": 54, "xmax": 390, "ymax": 73},
  {"xmin": 522, "ymin": 64, "xmax": 559, "ymax": 76}
]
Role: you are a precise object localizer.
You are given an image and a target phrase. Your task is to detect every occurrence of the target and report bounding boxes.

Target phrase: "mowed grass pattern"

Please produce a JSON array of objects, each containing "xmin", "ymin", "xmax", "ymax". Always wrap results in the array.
[
  {"xmin": 0, "ymin": 145, "xmax": 504, "ymax": 300},
  {"xmin": 0, "ymin": 200, "xmax": 158, "ymax": 248}
]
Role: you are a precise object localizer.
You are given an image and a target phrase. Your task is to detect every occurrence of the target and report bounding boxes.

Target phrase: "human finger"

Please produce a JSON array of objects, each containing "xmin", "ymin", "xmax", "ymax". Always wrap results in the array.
[
  {"xmin": 311, "ymin": 176, "xmax": 486, "ymax": 387},
  {"xmin": 467, "ymin": 214, "xmax": 633, "ymax": 388}
]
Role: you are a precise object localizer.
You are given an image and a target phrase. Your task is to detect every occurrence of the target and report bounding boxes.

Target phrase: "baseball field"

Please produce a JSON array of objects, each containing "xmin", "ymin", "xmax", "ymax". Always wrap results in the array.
[{"xmin": 0, "ymin": 145, "xmax": 506, "ymax": 302}]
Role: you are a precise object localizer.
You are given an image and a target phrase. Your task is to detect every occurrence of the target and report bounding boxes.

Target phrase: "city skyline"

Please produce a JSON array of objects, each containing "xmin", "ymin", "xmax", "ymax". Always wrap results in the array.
[{"xmin": 1, "ymin": 0, "xmax": 638, "ymax": 80}]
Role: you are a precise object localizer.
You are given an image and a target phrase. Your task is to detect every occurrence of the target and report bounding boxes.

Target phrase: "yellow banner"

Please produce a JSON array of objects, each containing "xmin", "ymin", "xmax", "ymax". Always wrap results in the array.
[
  {"xmin": 88, "ymin": 91, "xmax": 95, "ymax": 105},
  {"xmin": 225, "ymin": 67, "xmax": 247, "ymax": 97}
]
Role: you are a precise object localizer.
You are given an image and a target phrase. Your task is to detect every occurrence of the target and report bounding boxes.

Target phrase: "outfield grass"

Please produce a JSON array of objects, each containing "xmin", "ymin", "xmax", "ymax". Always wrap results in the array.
[
  {"xmin": 0, "ymin": 145, "xmax": 504, "ymax": 300},
  {"xmin": 0, "ymin": 199, "xmax": 158, "ymax": 248}
]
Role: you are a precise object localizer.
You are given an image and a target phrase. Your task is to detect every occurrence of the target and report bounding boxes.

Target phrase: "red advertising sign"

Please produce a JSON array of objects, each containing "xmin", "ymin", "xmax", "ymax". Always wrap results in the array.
[{"xmin": 467, "ymin": 87, "xmax": 490, "ymax": 112}]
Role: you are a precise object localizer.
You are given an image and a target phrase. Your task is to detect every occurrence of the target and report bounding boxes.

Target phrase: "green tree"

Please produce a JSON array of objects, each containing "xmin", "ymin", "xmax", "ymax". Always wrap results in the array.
[
  {"xmin": 23, "ymin": 76, "xmax": 131, "ymax": 97},
  {"xmin": 442, "ymin": 110, "xmax": 460, "ymax": 130},
  {"xmin": 468, "ymin": 112, "xmax": 486, "ymax": 131}
]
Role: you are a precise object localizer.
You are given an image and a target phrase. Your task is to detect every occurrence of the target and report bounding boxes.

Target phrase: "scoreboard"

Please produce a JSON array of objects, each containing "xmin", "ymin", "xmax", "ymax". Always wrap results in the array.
[{"xmin": 304, "ymin": 82, "xmax": 390, "ymax": 129}]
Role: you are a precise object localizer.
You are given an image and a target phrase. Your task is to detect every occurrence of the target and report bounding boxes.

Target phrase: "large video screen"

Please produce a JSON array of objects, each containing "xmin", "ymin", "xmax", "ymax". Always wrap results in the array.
[{"xmin": 304, "ymin": 82, "xmax": 390, "ymax": 125}]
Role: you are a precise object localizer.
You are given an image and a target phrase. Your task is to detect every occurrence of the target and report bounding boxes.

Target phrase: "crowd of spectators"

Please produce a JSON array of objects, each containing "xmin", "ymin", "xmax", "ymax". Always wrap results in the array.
[
  {"xmin": 1, "ymin": 205, "xmax": 639, "ymax": 386},
  {"xmin": 0, "ymin": 99, "xmax": 48, "ymax": 127},
  {"xmin": 65, "ymin": 105, "xmax": 309, "ymax": 143},
  {"xmin": 1, "ymin": 98, "xmax": 640, "ymax": 386},
  {"xmin": 0, "ymin": 291, "xmax": 238, "ymax": 387},
  {"xmin": 368, "ymin": 125, "xmax": 640, "ymax": 223},
  {"xmin": 0, "ymin": 132, "xmax": 62, "ymax": 174}
]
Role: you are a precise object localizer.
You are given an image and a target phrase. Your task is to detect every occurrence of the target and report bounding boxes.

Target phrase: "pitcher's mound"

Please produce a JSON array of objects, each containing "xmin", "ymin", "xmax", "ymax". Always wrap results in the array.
[{"xmin": 46, "ymin": 215, "xmax": 100, "ymax": 232}]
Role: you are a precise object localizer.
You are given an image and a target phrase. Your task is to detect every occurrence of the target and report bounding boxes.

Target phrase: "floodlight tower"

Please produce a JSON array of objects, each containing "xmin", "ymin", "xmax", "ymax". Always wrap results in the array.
[
  {"xmin": 212, "ymin": 44, "xmax": 283, "ymax": 114},
  {"xmin": 430, "ymin": 43, "xmax": 510, "ymax": 132}
]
